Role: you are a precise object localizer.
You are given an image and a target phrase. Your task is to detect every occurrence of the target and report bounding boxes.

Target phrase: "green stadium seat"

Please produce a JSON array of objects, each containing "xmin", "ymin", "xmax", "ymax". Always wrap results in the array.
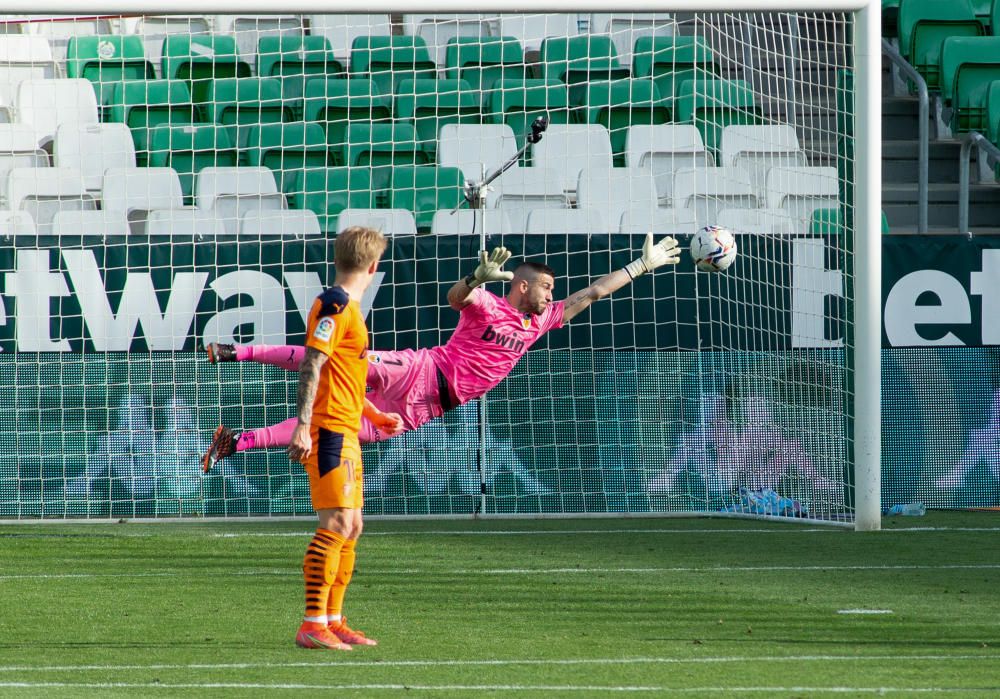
[
  {"xmin": 986, "ymin": 80, "xmax": 1000, "ymax": 144},
  {"xmin": 301, "ymin": 78, "xmax": 392, "ymax": 155},
  {"xmin": 538, "ymin": 35, "xmax": 630, "ymax": 105},
  {"xmin": 388, "ymin": 165, "xmax": 466, "ymax": 232},
  {"xmin": 580, "ymin": 79, "xmax": 670, "ymax": 166},
  {"xmin": 204, "ymin": 77, "xmax": 294, "ymax": 149},
  {"xmin": 161, "ymin": 35, "xmax": 252, "ymax": 104},
  {"xmin": 105, "ymin": 80, "xmax": 200, "ymax": 165},
  {"xmin": 65, "ymin": 35, "xmax": 155, "ymax": 107},
  {"xmin": 243, "ymin": 122, "xmax": 332, "ymax": 193},
  {"xmin": 444, "ymin": 35, "xmax": 526, "ymax": 99},
  {"xmin": 898, "ymin": 0, "xmax": 983, "ymax": 92},
  {"xmin": 395, "ymin": 78, "xmax": 481, "ymax": 157},
  {"xmin": 810, "ymin": 207, "xmax": 890, "ymax": 235},
  {"xmin": 631, "ymin": 35, "xmax": 719, "ymax": 104},
  {"xmin": 675, "ymin": 78, "xmax": 762, "ymax": 154},
  {"xmin": 256, "ymin": 35, "xmax": 345, "ymax": 103},
  {"xmin": 941, "ymin": 36, "xmax": 1000, "ymax": 132},
  {"xmin": 486, "ymin": 79, "xmax": 573, "ymax": 148},
  {"xmin": 285, "ymin": 166, "xmax": 374, "ymax": 233},
  {"xmin": 147, "ymin": 124, "xmax": 238, "ymax": 202},
  {"xmin": 349, "ymin": 35, "xmax": 437, "ymax": 97},
  {"xmin": 341, "ymin": 122, "xmax": 428, "ymax": 193}
]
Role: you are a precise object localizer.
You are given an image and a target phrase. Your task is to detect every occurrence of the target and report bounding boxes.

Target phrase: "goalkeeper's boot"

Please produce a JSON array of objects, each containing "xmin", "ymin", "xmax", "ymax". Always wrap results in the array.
[
  {"xmin": 206, "ymin": 342, "xmax": 236, "ymax": 364},
  {"xmin": 329, "ymin": 617, "xmax": 377, "ymax": 646},
  {"xmin": 202, "ymin": 425, "xmax": 236, "ymax": 474},
  {"xmin": 295, "ymin": 622, "xmax": 352, "ymax": 650}
]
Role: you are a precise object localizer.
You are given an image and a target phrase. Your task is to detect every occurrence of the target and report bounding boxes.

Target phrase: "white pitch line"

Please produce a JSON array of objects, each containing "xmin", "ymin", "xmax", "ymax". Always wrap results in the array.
[
  {"xmin": 0, "ymin": 654, "xmax": 997, "ymax": 674},
  {"xmin": 837, "ymin": 609, "xmax": 894, "ymax": 615},
  {"xmin": 2, "ymin": 563, "xmax": 999, "ymax": 582}
]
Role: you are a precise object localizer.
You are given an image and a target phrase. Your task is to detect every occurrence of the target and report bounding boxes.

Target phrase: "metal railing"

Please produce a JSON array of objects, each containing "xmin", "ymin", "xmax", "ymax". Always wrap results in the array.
[
  {"xmin": 959, "ymin": 132, "xmax": 1000, "ymax": 234},
  {"xmin": 881, "ymin": 38, "xmax": 929, "ymax": 234}
]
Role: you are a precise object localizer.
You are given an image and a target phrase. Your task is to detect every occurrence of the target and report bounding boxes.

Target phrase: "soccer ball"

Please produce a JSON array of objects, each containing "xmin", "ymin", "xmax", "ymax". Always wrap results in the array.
[{"xmin": 690, "ymin": 225, "xmax": 738, "ymax": 272}]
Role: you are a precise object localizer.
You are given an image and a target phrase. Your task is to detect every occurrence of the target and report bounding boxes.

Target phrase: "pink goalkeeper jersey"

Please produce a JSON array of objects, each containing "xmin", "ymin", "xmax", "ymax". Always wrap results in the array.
[{"xmin": 429, "ymin": 287, "xmax": 565, "ymax": 405}]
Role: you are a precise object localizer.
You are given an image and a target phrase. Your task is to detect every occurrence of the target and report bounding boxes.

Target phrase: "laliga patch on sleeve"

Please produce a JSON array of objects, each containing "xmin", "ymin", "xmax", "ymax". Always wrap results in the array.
[{"xmin": 313, "ymin": 317, "xmax": 335, "ymax": 342}]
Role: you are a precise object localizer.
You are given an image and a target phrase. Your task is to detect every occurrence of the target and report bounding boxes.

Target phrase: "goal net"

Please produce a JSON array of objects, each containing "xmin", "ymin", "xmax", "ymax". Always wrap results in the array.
[{"xmin": 0, "ymin": 7, "xmax": 878, "ymax": 526}]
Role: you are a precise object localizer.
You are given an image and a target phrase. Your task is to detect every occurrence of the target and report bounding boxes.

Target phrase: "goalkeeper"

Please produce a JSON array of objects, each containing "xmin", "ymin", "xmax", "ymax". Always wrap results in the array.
[{"xmin": 202, "ymin": 235, "xmax": 680, "ymax": 471}]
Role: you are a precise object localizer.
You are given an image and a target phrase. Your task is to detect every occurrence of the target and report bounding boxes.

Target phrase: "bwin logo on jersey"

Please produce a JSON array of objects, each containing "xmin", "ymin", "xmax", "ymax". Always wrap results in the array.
[{"xmin": 480, "ymin": 324, "xmax": 526, "ymax": 353}]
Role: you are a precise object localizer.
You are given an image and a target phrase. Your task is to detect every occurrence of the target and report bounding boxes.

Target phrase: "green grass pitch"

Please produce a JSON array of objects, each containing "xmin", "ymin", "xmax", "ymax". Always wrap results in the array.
[{"xmin": 0, "ymin": 511, "xmax": 997, "ymax": 697}]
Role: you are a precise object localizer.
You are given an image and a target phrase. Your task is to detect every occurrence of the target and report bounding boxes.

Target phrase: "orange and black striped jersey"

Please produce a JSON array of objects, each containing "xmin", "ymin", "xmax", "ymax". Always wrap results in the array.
[{"xmin": 303, "ymin": 286, "xmax": 369, "ymax": 434}]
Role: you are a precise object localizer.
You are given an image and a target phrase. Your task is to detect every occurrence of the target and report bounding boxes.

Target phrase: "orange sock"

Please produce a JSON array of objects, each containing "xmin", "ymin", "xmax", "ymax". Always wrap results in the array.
[
  {"xmin": 326, "ymin": 538, "xmax": 357, "ymax": 623},
  {"xmin": 302, "ymin": 528, "xmax": 345, "ymax": 623}
]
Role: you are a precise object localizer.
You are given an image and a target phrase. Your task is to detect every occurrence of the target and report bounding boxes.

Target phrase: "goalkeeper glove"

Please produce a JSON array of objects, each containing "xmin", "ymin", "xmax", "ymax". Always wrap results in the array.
[
  {"xmin": 465, "ymin": 246, "xmax": 514, "ymax": 288},
  {"xmin": 623, "ymin": 233, "xmax": 681, "ymax": 279}
]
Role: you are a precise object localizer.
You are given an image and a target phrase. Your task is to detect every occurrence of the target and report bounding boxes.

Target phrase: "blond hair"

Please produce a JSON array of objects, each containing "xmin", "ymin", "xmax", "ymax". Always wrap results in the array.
[{"xmin": 334, "ymin": 226, "xmax": 388, "ymax": 273}]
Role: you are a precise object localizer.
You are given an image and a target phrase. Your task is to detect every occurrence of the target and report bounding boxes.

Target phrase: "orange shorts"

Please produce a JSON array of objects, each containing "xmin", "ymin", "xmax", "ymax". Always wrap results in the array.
[{"xmin": 304, "ymin": 427, "xmax": 363, "ymax": 510}]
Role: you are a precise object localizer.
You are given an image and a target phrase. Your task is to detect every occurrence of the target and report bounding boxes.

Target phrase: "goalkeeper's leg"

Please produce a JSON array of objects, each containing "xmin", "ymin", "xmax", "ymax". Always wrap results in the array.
[{"xmin": 206, "ymin": 343, "xmax": 304, "ymax": 371}]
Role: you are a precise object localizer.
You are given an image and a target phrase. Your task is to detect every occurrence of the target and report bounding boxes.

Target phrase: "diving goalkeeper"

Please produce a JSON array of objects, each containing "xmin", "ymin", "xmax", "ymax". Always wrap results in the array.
[{"xmin": 202, "ymin": 235, "xmax": 681, "ymax": 471}]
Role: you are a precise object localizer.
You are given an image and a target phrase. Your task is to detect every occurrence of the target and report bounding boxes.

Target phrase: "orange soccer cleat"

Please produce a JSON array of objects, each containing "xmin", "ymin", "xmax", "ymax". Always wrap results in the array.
[
  {"xmin": 201, "ymin": 425, "xmax": 236, "ymax": 474},
  {"xmin": 295, "ymin": 622, "xmax": 353, "ymax": 650},
  {"xmin": 329, "ymin": 617, "xmax": 377, "ymax": 646},
  {"xmin": 205, "ymin": 342, "xmax": 236, "ymax": 364}
]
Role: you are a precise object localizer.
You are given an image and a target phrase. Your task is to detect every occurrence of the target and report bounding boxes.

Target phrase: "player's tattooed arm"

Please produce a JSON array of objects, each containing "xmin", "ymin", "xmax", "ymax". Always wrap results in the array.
[{"xmin": 287, "ymin": 347, "xmax": 327, "ymax": 463}]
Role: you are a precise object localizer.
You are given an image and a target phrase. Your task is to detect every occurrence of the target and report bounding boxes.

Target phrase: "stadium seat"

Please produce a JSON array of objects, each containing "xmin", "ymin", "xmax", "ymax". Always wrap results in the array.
[
  {"xmin": 286, "ymin": 166, "xmax": 374, "ymax": 233},
  {"xmin": 54, "ymin": 122, "xmax": 137, "ymax": 192},
  {"xmin": 205, "ymin": 77, "xmax": 294, "ymax": 150},
  {"xmin": 429, "ymin": 208, "xmax": 514, "ymax": 235},
  {"xmin": 147, "ymin": 124, "xmax": 239, "ymax": 202},
  {"xmin": 161, "ymin": 35, "xmax": 252, "ymax": 104},
  {"xmin": 539, "ymin": 35, "xmax": 631, "ymax": 105},
  {"xmin": 487, "ymin": 165, "xmax": 568, "ymax": 234},
  {"xmin": 340, "ymin": 122, "xmax": 428, "ymax": 192},
  {"xmin": 24, "ymin": 16, "xmax": 114, "ymax": 62},
  {"xmin": 719, "ymin": 124, "xmax": 809, "ymax": 199},
  {"xmin": 50, "ymin": 209, "xmax": 129, "ymax": 238},
  {"xmin": 0, "ymin": 35, "xmax": 60, "ymax": 110},
  {"xmin": 0, "ymin": 123, "xmax": 49, "ymax": 193},
  {"xmin": 986, "ymin": 80, "xmax": 1000, "ymax": 144},
  {"xmin": 496, "ymin": 14, "xmax": 579, "ymax": 52},
  {"xmin": 121, "ymin": 15, "xmax": 211, "ymax": 79},
  {"xmin": 671, "ymin": 166, "xmax": 758, "ymax": 230},
  {"xmin": 675, "ymin": 79, "xmax": 762, "ymax": 154},
  {"xmin": 65, "ymin": 35, "xmax": 156, "ymax": 108},
  {"xmin": 145, "ymin": 208, "xmax": 227, "ymax": 237},
  {"xmin": 486, "ymin": 79, "xmax": 573, "ymax": 148},
  {"xmin": 631, "ymin": 35, "xmax": 719, "ymax": 103},
  {"xmin": 898, "ymin": 0, "xmax": 983, "ymax": 92},
  {"xmin": 576, "ymin": 167, "xmax": 659, "ymax": 232},
  {"xmin": 444, "ymin": 36, "xmax": 526, "ymax": 99},
  {"xmin": 15, "ymin": 78, "xmax": 99, "ymax": 149},
  {"xmin": 524, "ymin": 207, "xmax": 608, "ymax": 234},
  {"xmin": 940, "ymin": 36, "xmax": 1000, "ymax": 132},
  {"xmin": 765, "ymin": 166, "xmax": 839, "ymax": 231},
  {"xmin": 211, "ymin": 14, "xmax": 304, "ymax": 61},
  {"xmin": 7, "ymin": 166, "xmax": 97, "ymax": 236},
  {"xmin": 810, "ymin": 206, "xmax": 891, "ymax": 235},
  {"xmin": 256, "ymin": 35, "xmax": 345, "ymax": 103},
  {"xmin": 102, "ymin": 166, "xmax": 191, "ymax": 234},
  {"xmin": 625, "ymin": 124, "xmax": 715, "ymax": 205},
  {"xmin": 589, "ymin": 13, "xmax": 674, "ymax": 67},
  {"xmin": 308, "ymin": 14, "xmax": 392, "ymax": 62},
  {"xmin": 195, "ymin": 166, "xmax": 286, "ymax": 235},
  {"xmin": 394, "ymin": 78, "xmax": 481, "ymax": 156},
  {"xmin": 388, "ymin": 165, "xmax": 467, "ymax": 232},
  {"xmin": 403, "ymin": 14, "xmax": 493, "ymax": 66},
  {"xmin": 239, "ymin": 208, "xmax": 322, "ymax": 238},
  {"xmin": 716, "ymin": 207, "xmax": 795, "ymax": 236},
  {"xmin": 301, "ymin": 78, "xmax": 392, "ymax": 153},
  {"xmin": 530, "ymin": 123, "xmax": 613, "ymax": 194},
  {"xmin": 105, "ymin": 80, "xmax": 199, "ymax": 165},
  {"xmin": 438, "ymin": 122, "xmax": 517, "ymax": 181},
  {"xmin": 335, "ymin": 208, "xmax": 418, "ymax": 236},
  {"xmin": 0, "ymin": 210, "xmax": 37, "ymax": 239},
  {"xmin": 242, "ymin": 121, "xmax": 332, "ymax": 192},
  {"xmin": 349, "ymin": 35, "xmax": 437, "ymax": 97},
  {"xmin": 618, "ymin": 205, "xmax": 698, "ymax": 235},
  {"xmin": 580, "ymin": 79, "xmax": 670, "ymax": 165}
]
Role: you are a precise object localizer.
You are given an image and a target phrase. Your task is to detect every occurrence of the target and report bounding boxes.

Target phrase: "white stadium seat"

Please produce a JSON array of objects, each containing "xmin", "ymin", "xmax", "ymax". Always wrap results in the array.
[
  {"xmin": 429, "ymin": 208, "xmax": 513, "ymax": 236},
  {"xmin": 764, "ymin": 165, "xmax": 840, "ymax": 232},
  {"xmin": 7, "ymin": 166, "xmax": 96, "ymax": 235},
  {"xmin": 0, "ymin": 209, "xmax": 36, "ymax": 238},
  {"xmin": 618, "ymin": 206, "xmax": 698, "ymax": 235},
  {"xmin": 438, "ymin": 123, "xmax": 518, "ymax": 182},
  {"xmin": 335, "ymin": 208, "xmax": 418, "ymax": 236},
  {"xmin": 531, "ymin": 123, "xmax": 613, "ymax": 195},
  {"xmin": 146, "ymin": 208, "xmax": 227, "ymax": 237},
  {"xmin": 588, "ymin": 13, "xmax": 674, "ymax": 66},
  {"xmin": 720, "ymin": 124, "xmax": 809, "ymax": 198},
  {"xmin": 402, "ymin": 14, "xmax": 493, "ymax": 65},
  {"xmin": 497, "ymin": 13, "xmax": 579, "ymax": 51},
  {"xmin": 487, "ymin": 166, "xmax": 567, "ymax": 234},
  {"xmin": 239, "ymin": 209, "xmax": 322, "ymax": 238},
  {"xmin": 15, "ymin": 78, "xmax": 99, "ymax": 148},
  {"xmin": 625, "ymin": 124, "xmax": 714, "ymax": 205},
  {"xmin": 119, "ymin": 15, "xmax": 211, "ymax": 79},
  {"xmin": 308, "ymin": 14, "xmax": 392, "ymax": 61},
  {"xmin": 102, "ymin": 166, "xmax": 191, "ymax": 235},
  {"xmin": 54, "ymin": 122, "xmax": 136, "ymax": 192},
  {"xmin": 212, "ymin": 15, "xmax": 304, "ymax": 61},
  {"xmin": 524, "ymin": 207, "xmax": 607, "ymax": 235},
  {"xmin": 195, "ymin": 166, "xmax": 285, "ymax": 235},
  {"xmin": 0, "ymin": 35, "xmax": 59, "ymax": 120},
  {"xmin": 576, "ymin": 167, "xmax": 658, "ymax": 233},
  {"xmin": 0, "ymin": 124, "xmax": 49, "ymax": 196},
  {"xmin": 716, "ymin": 207, "xmax": 796, "ymax": 236},
  {"xmin": 51, "ymin": 209, "xmax": 130, "ymax": 238},
  {"xmin": 672, "ymin": 166, "xmax": 758, "ymax": 230},
  {"xmin": 25, "ymin": 16, "xmax": 113, "ymax": 63}
]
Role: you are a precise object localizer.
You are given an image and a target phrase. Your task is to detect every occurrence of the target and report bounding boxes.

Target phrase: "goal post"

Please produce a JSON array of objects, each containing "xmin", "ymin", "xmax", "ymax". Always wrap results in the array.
[{"xmin": 0, "ymin": 2, "xmax": 880, "ymax": 529}]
